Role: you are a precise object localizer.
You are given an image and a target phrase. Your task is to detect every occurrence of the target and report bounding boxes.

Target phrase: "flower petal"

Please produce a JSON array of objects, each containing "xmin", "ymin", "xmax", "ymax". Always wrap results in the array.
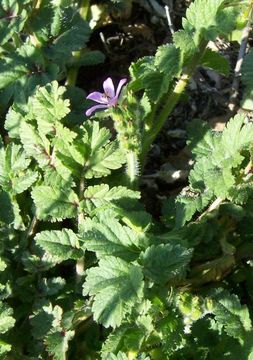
[
  {"xmin": 115, "ymin": 78, "xmax": 127, "ymax": 99},
  {"xmin": 86, "ymin": 91, "xmax": 108, "ymax": 104},
  {"xmin": 85, "ymin": 104, "xmax": 108, "ymax": 116},
  {"xmin": 108, "ymin": 96, "xmax": 118, "ymax": 107},
  {"xmin": 103, "ymin": 77, "xmax": 115, "ymax": 98}
]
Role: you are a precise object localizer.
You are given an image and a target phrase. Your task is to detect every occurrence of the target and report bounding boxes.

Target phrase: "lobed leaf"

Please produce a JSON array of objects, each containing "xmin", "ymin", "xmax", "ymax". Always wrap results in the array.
[
  {"xmin": 140, "ymin": 244, "xmax": 192, "ymax": 284},
  {"xmin": 35, "ymin": 229, "xmax": 82, "ymax": 261},
  {"xmin": 32, "ymin": 186, "xmax": 79, "ymax": 221},
  {"xmin": 83, "ymin": 257, "xmax": 144, "ymax": 328}
]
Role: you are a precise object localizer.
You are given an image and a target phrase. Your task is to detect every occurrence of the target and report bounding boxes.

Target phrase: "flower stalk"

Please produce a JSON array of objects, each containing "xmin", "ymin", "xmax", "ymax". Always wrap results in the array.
[{"xmin": 141, "ymin": 40, "xmax": 208, "ymax": 165}]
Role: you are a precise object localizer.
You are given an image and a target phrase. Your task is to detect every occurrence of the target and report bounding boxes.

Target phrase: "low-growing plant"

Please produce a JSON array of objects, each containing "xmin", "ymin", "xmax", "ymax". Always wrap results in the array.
[{"xmin": 1, "ymin": 0, "xmax": 253, "ymax": 359}]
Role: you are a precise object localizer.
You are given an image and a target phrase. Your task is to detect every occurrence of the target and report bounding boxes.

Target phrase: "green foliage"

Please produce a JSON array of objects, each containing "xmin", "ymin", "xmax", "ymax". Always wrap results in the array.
[
  {"xmin": 83, "ymin": 257, "xmax": 144, "ymax": 328},
  {"xmin": 0, "ymin": 302, "xmax": 15, "ymax": 334},
  {"xmin": 200, "ymin": 48, "xmax": 230, "ymax": 76},
  {"xmin": 80, "ymin": 217, "xmax": 145, "ymax": 262},
  {"xmin": 241, "ymin": 49, "xmax": 253, "ymax": 110},
  {"xmin": 140, "ymin": 244, "xmax": 192, "ymax": 284},
  {"xmin": 175, "ymin": 114, "xmax": 253, "ymax": 226},
  {"xmin": 0, "ymin": 0, "xmax": 28, "ymax": 46},
  {"xmin": 35, "ymin": 229, "xmax": 82, "ymax": 261},
  {"xmin": 0, "ymin": 0, "xmax": 251, "ymax": 359}
]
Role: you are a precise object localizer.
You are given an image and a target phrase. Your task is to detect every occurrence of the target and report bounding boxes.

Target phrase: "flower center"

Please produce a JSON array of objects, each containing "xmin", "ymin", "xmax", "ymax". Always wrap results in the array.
[{"xmin": 103, "ymin": 92, "xmax": 111, "ymax": 100}]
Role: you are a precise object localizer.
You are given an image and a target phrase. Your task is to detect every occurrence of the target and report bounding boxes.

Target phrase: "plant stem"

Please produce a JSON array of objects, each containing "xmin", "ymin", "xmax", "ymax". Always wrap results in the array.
[
  {"xmin": 66, "ymin": 0, "xmax": 90, "ymax": 86},
  {"xmin": 126, "ymin": 151, "xmax": 139, "ymax": 188},
  {"xmin": 66, "ymin": 67, "xmax": 79, "ymax": 87},
  {"xmin": 12, "ymin": 33, "xmax": 22, "ymax": 48},
  {"xmin": 79, "ymin": 0, "xmax": 90, "ymax": 20},
  {"xmin": 141, "ymin": 40, "xmax": 208, "ymax": 165},
  {"xmin": 76, "ymin": 174, "xmax": 86, "ymax": 284}
]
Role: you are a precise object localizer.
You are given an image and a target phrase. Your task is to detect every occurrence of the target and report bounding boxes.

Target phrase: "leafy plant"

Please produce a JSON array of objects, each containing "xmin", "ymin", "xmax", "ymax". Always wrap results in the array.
[{"xmin": 0, "ymin": 0, "xmax": 253, "ymax": 359}]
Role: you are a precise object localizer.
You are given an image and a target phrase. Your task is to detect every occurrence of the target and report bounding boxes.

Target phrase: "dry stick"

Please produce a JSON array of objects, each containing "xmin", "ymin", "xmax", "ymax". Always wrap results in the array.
[
  {"xmin": 164, "ymin": 5, "xmax": 175, "ymax": 34},
  {"xmin": 228, "ymin": 4, "xmax": 253, "ymax": 113}
]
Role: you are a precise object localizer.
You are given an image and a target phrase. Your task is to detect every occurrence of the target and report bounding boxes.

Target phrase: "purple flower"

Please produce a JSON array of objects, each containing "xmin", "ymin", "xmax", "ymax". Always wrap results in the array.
[{"xmin": 85, "ymin": 77, "xmax": 127, "ymax": 116}]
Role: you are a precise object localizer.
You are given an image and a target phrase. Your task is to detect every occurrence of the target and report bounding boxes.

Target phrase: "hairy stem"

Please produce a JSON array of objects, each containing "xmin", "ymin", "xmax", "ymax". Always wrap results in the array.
[
  {"xmin": 141, "ymin": 40, "xmax": 208, "ymax": 164},
  {"xmin": 126, "ymin": 151, "xmax": 139, "ymax": 188}
]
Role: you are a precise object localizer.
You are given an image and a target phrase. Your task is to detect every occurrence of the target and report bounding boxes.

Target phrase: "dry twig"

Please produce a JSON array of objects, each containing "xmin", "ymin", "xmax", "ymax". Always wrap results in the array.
[{"xmin": 228, "ymin": 5, "xmax": 253, "ymax": 112}]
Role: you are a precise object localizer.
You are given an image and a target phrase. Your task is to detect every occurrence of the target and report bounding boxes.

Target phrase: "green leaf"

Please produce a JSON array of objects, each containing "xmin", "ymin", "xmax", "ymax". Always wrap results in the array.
[
  {"xmin": 212, "ymin": 291, "xmax": 252, "ymax": 341},
  {"xmin": 102, "ymin": 317, "xmax": 152, "ymax": 358},
  {"xmin": 140, "ymin": 244, "xmax": 192, "ymax": 284},
  {"xmin": 154, "ymin": 44, "xmax": 181, "ymax": 76},
  {"xmin": 241, "ymin": 49, "xmax": 253, "ymax": 110},
  {"xmin": 20, "ymin": 122, "xmax": 51, "ymax": 168},
  {"xmin": 45, "ymin": 329, "xmax": 75, "ymax": 360},
  {"xmin": 200, "ymin": 48, "xmax": 230, "ymax": 76},
  {"xmin": 0, "ymin": 0, "xmax": 27, "ymax": 45},
  {"xmin": 0, "ymin": 302, "xmax": 15, "ymax": 334},
  {"xmin": 28, "ymin": 81, "xmax": 70, "ymax": 135},
  {"xmin": 80, "ymin": 218, "xmax": 145, "ymax": 262},
  {"xmin": 187, "ymin": 119, "xmax": 218, "ymax": 159},
  {"xmin": 0, "ymin": 44, "xmax": 58, "ymax": 96},
  {"xmin": 57, "ymin": 121, "xmax": 125, "ymax": 179},
  {"xmin": 32, "ymin": 186, "xmax": 79, "ymax": 221},
  {"xmin": 83, "ymin": 257, "xmax": 144, "ymax": 328},
  {"xmin": 46, "ymin": 14, "xmax": 91, "ymax": 60},
  {"xmin": 175, "ymin": 189, "xmax": 213, "ymax": 227},
  {"xmin": 184, "ymin": 0, "xmax": 225, "ymax": 41},
  {"xmin": 83, "ymin": 184, "xmax": 140, "ymax": 212},
  {"xmin": 0, "ymin": 143, "xmax": 38, "ymax": 194},
  {"xmin": 143, "ymin": 71, "xmax": 169, "ymax": 103},
  {"xmin": 173, "ymin": 29, "xmax": 197, "ymax": 58},
  {"xmin": 39, "ymin": 277, "xmax": 66, "ymax": 296},
  {"xmin": 106, "ymin": 352, "xmax": 128, "ymax": 360},
  {"xmin": 35, "ymin": 229, "xmax": 82, "ymax": 261},
  {"xmin": 31, "ymin": 301, "xmax": 63, "ymax": 340}
]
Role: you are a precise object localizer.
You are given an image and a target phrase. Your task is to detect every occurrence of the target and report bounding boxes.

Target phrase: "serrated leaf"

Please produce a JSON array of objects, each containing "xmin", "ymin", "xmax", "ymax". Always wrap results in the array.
[
  {"xmin": 0, "ymin": 191, "xmax": 14, "ymax": 225},
  {"xmin": 32, "ymin": 186, "xmax": 79, "ymax": 221},
  {"xmin": 140, "ymin": 244, "xmax": 192, "ymax": 284},
  {"xmin": 83, "ymin": 257, "xmax": 144, "ymax": 328},
  {"xmin": 154, "ymin": 44, "xmax": 181, "ymax": 76},
  {"xmin": 57, "ymin": 121, "xmax": 125, "ymax": 179},
  {"xmin": 20, "ymin": 122, "xmax": 51, "ymax": 168},
  {"xmin": 212, "ymin": 291, "xmax": 252, "ymax": 341},
  {"xmin": 35, "ymin": 229, "xmax": 82, "ymax": 261},
  {"xmin": 0, "ymin": 1, "xmax": 27, "ymax": 46},
  {"xmin": 200, "ymin": 48, "xmax": 230, "ymax": 76},
  {"xmin": 106, "ymin": 352, "xmax": 128, "ymax": 360},
  {"xmin": 83, "ymin": 184, "xmax": 140, "ymax": 212},
  {"xmin": 46, "ymin": 14, "xmax": 91, "ymax": 60},
  {"xmin": 39, "ymin": 277, "xmax": 66, "ymax": 296},
  {"xmin": 144, "ymin": 71, "xmax": 169, "ymax": 103},
  {"xmin": 175, "ymin": 189, "xmax": 213, "ymax": 227},
  {"xmin": 29, "ymin": 81, "xmax": 70, "ymax": 135},
  {"xmin": 102, "ymin": 319, "xmax": 151, "ymax": 358},
  {"xmin": 184, "ymin": 0, "xmax": 225, "ymax": 41},
  {"xmin": 45, "ymin": 329, "xmax": 74, "ymax": 360},
  {"xmin": 0, "ymin": 302, "xmax": 15, "ymax": 334},
  {"xmin": 0, "ymin": 44, "xmax": 58, "ymax": 96},
  {"xmin": 80, "ymin": 218, "xmax": 145, "ymax": 261},
  {"xmin": 31, "ymin": 301, "xmax": 63, "ymax": 340},
  {"xmin": 187, "ymin": 119, "xmax": 218, "ymax": 159},
  {"xmin": 173, "ymin": 29, "xmax": 197, "ymax": 58},
  {"xmin": 0, "ymin": 143, "xmax": 38, "ymax": 194}
]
